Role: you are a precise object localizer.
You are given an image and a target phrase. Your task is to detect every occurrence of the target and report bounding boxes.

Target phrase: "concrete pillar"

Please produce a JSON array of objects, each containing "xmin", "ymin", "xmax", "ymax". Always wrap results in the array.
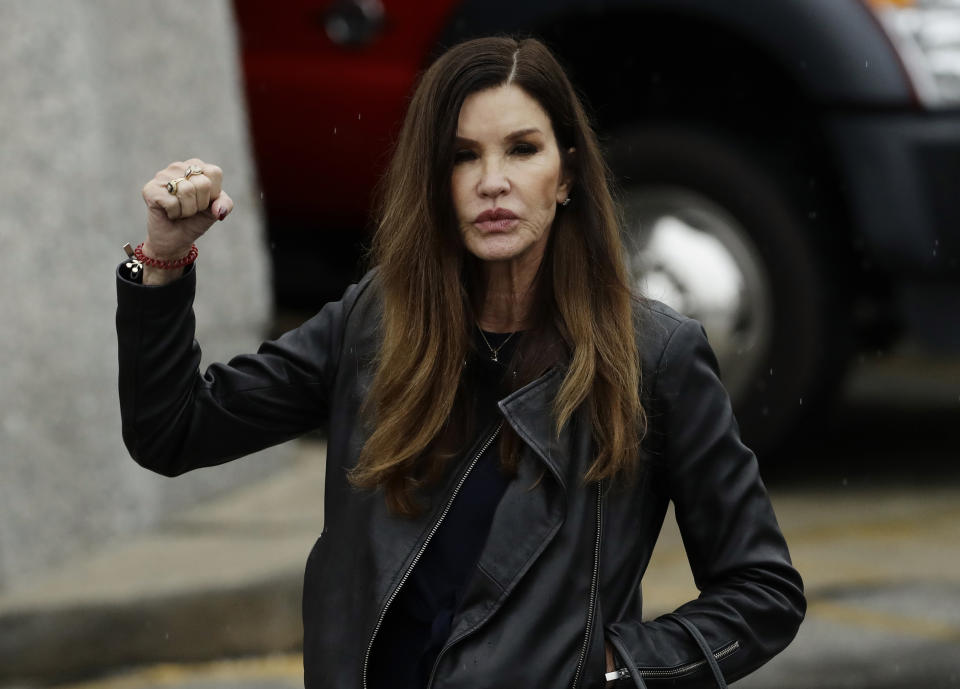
[{"xmin": 0, "ymin": 0, "xmax": 292, "ymax": 591}]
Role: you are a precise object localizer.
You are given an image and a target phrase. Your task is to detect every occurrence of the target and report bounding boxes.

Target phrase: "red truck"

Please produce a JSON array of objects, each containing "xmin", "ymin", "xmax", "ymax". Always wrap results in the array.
[{"xmin": 234, "ymin": 0, "xmax": 960, "ymax": 456}]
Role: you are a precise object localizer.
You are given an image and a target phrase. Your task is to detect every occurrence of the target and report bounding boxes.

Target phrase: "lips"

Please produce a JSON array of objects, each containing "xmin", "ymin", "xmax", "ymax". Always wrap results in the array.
[
  {"xmin": 474, "ymin": 208, "xmax": 519, "ymax": 232},
  {"xmin": 474, "ymin": 208, "xmax": 517, "ymax": 222}
]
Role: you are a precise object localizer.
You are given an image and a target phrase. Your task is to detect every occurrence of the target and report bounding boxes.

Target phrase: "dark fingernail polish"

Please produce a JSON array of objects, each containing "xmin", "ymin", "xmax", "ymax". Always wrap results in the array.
[{"xmin": 218, "ymin": 209, "xmax": 227, "ymax": 221}]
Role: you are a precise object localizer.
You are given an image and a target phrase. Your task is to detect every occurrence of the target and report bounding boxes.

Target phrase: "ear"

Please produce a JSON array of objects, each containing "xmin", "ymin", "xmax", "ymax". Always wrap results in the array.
[{"xmin": 556, "ymin": 146, "xmax": 576, "ymax": 203}]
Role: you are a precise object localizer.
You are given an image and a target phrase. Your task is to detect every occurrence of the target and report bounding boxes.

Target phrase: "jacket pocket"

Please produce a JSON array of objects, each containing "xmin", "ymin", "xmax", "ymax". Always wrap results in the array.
[
  {"xmin": 604, "ymin": 624, "xmax": 740, "ymax": 686},
  {"xmin": 574, "ymin": 605, "xmax": 609, "ymax": 689},
  {"xmin": 603, "ymin": 626, "xmax": 633, "ymax": 686}
]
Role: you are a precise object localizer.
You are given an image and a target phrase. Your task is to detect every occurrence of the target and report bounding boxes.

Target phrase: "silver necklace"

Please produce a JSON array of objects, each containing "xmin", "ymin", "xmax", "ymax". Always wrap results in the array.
[{"xmin": 477, "ymin": 326, "xmax": 517, "ymax": 363}]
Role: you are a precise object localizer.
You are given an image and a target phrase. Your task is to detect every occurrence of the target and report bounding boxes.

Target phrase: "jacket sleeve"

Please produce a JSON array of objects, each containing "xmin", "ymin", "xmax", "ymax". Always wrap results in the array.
[
  {"xmin": 116, "ymin": 263, "xmax": 370, "ymax": 477},
  {"xmin": 606, "ymin": 318, "xmax": 806, "ymax": 686}
]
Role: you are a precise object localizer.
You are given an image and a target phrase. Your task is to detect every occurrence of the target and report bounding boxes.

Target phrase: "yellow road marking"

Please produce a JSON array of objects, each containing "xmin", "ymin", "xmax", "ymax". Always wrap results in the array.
[
  {"xmin": 783, "ymin": 506, "xmax": 960, "ymax": 544},
  {"xmin": 647, "ymin": 503, "xmax": 960, "ymax": 569}
]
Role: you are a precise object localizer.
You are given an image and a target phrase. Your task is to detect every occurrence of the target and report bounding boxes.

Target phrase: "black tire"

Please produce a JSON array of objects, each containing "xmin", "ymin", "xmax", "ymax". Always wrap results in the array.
[{"xmin": 609, "ymin": 126, "xmax": 850, "ymax": 458}]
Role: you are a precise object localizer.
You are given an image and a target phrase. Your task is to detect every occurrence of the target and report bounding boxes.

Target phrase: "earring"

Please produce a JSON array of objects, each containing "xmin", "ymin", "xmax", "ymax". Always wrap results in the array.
[{"xmin": 561, "ymin": 197, "xmax": 571, "ymax": 207}]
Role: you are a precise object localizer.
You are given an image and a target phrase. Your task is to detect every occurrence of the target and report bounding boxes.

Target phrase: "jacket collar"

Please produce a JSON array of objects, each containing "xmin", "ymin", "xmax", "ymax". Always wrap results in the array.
[
  {"xmin": 497, "ymin": 366, "xmax": 574, "ymax": 492},
  {"xmin": 451, "ymin": 367, "xmax": 592, "ymax": 641}
]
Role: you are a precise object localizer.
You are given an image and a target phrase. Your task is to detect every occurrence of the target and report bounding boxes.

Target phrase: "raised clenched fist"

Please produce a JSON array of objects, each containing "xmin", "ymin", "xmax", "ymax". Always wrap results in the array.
[{"xmin": 140, "ymin": 159, "xmax": 233, "ymax": 263}]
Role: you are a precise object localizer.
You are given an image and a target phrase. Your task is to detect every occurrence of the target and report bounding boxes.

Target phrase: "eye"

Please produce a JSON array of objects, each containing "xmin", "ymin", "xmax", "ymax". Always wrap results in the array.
[
  {"xmin": 510, "ymin": 142, "xmax": 538, "ymax": 156},
  {"xmin": 453, "ymin": 149, "xmax": 477, "ymax": 164}
]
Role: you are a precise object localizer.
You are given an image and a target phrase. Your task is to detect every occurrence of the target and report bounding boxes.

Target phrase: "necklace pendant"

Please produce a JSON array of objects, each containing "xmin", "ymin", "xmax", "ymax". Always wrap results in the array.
[{"xmin": 477, "ymin": 324, "xmax": 516, "ymax": 365}]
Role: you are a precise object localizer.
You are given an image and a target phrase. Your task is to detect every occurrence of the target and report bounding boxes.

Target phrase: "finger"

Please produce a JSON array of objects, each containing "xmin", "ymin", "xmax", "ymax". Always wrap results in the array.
[
  {"xmin": 183, "ymin": 158, "xmax": 220, "ymax": 182},
  {"xmin": 210, "ymin": 189, "xmax": 234, "ymax": 220},
  {"xmin": 142, "ymin": 177, "xmax": 181, "ymax": 219},
  {"xmin": 202, "ymin": 163, "xmax": 223, "ymax": 200},
  {"xmin": 177, "ymin": 178, "xmax": 199, "ymax": 217},
  {"xmin": 192, "ymin": 174, "xmax": 212, "ymax": 212},
  {"xmin": 178, "ymin": 159, "xmax": 222, "ymax": 199}
]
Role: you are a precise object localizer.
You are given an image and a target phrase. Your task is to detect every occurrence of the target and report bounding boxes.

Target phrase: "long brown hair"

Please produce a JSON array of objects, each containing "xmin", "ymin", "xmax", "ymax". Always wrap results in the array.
[{"xmin": 350, "ymin": 37, "xmax": 645, "ymax": 515}]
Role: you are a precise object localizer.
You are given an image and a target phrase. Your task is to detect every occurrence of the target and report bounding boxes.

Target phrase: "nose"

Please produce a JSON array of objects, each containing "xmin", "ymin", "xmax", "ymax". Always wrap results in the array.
[{"xmin": 477, "ymin": 158, "xmax": 509, "ymax": 198}]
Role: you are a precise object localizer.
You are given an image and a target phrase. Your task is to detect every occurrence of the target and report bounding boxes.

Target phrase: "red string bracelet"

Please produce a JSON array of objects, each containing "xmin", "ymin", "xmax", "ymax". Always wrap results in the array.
[{"xmin": 133, "ymin": 242, "xmax": 199, "ymax": 269}]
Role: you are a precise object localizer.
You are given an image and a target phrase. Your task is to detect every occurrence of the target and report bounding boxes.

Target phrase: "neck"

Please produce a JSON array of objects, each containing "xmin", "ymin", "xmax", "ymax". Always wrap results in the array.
[{"xmin": 475, "ymin": 253, "xmax": 543, "ymax": 333}]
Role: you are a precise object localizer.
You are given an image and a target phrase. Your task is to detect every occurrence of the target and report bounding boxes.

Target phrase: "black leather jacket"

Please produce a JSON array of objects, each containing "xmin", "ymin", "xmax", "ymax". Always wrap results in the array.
[{"xmin": 116, "ymin": 266, "xmax": 804, "ymax": 689}]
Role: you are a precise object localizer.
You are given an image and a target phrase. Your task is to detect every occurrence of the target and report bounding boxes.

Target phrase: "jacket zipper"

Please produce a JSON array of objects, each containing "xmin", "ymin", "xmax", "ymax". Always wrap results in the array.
[
  {"xmin": 609, "ymin": 640, "xmax": 740, "ymax": 681},
  {"xmin": 361, "ymin": 423, "xmax": 503, "ymax": 689},
  {"xmin": 571, "ymin": 481, "xmax": 603, "ymax": 688}
]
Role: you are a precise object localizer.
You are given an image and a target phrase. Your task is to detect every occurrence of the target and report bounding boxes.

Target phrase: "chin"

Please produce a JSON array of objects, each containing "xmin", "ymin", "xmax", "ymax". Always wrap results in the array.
[
  {"xmin": 468, "ymin": 242, "xmax": 527, "ymax": 263},
  {"xmin": 465, "ymin": 233, "xmax": 541, "ymax": 264}
]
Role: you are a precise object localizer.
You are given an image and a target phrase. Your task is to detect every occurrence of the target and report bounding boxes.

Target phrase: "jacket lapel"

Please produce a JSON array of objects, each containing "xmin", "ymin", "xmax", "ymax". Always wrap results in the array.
[
  {"xmin": 448, "ymin": 367, "xmax": 579, "ymax": 639},
  {"xmin": 497, "ymin": 367, "xmax": 579, "ymax": 489}
]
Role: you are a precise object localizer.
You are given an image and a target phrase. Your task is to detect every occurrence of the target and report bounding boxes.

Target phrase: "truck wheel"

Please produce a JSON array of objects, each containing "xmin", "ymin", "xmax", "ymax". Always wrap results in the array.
[{"xmin": 610, "ymin": 126, "xmax": 849, "ymax": 457}]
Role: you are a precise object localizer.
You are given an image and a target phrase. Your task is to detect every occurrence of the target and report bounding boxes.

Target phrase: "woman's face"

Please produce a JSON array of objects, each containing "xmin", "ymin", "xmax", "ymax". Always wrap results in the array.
[{"xmin": 451, "ymin": 84, "xmax": 571, "ymax": 267}]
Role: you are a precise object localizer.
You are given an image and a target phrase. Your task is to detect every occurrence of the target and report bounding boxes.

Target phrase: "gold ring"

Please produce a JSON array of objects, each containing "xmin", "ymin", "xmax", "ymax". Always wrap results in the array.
[
  {"xmin": 184, "ymin": 165, "xmax": 205, "ymax": 179},
  {"xmin": 165, "ymin": 177, "xmax": 186, "ymax": 195}
]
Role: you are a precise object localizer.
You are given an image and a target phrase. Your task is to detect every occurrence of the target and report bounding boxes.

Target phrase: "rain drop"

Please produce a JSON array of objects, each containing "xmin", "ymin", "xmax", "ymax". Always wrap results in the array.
[
  {"xmin": 841, "ymin": 477, "xmax": 848, "ymax": 487},
  {"xmin": 864, "ymin": 60, "xmax": 870, "ymax": 68},
  {"xmin": 358, "ymin": 112, "xmax": 362, "ymax": 120},
  {"xmin": 333, "ymin": 127, "xmax": 338, "ymax": 135}
]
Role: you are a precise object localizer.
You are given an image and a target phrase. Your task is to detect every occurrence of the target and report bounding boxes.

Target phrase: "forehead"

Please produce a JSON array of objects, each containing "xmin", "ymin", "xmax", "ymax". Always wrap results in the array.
[{"xmin": 456, "ymin": 84, "xmax": 553, "ymax": 138}]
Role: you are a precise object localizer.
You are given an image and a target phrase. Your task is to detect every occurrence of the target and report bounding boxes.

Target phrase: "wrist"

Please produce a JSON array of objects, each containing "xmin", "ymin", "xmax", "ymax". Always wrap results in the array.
[
  {"xmin": 122, "ymin": 241, "xmax": 196, "ymax": 285},
  {"xmin": 135, "ymin": 242, "xmax": 198, "ymax": 270},
  {"xmin": 142, "ymin": 239, "xmax": 194, "ymax": 262},
  {"xmin": 142, "ymin": 264, "xmax": 185, "ymax": 285}
]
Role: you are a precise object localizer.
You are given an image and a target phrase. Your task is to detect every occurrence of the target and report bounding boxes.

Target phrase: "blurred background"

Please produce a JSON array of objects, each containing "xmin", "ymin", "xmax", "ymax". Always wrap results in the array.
[{"xmin": 0, "ymin": 0, "xmax": 958, "ymax": 687}]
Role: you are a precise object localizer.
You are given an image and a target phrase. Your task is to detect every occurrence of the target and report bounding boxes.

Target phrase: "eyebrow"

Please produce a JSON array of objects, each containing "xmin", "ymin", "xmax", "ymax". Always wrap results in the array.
[{"xmin": 454, "ymin": 127, "xmax": 544, "ymax": 145}]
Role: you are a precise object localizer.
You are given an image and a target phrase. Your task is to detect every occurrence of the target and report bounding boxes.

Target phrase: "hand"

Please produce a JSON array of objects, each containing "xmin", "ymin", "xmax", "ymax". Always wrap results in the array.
[{"xmin": 141, "ymin": 159, "xmax": 233, "ymax": 260}]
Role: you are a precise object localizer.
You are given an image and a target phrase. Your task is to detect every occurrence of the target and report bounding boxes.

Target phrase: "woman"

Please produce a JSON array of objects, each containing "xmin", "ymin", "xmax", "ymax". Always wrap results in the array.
[{"xmin": 117, "ymin": 37, "xmax": 804, "ymax": 688}]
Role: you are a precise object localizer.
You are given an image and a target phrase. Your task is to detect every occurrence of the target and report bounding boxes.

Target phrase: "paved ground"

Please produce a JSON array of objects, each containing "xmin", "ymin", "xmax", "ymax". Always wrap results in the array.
[{"xmin": 1, "ymin": 350, "xmax": 958, "ymax": 688}]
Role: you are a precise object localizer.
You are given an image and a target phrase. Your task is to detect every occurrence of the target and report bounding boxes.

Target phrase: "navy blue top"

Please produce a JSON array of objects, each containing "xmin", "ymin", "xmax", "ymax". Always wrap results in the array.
[{"xmin": 368, "ymin": 331, "xmax": 518, "ymax": 689}]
